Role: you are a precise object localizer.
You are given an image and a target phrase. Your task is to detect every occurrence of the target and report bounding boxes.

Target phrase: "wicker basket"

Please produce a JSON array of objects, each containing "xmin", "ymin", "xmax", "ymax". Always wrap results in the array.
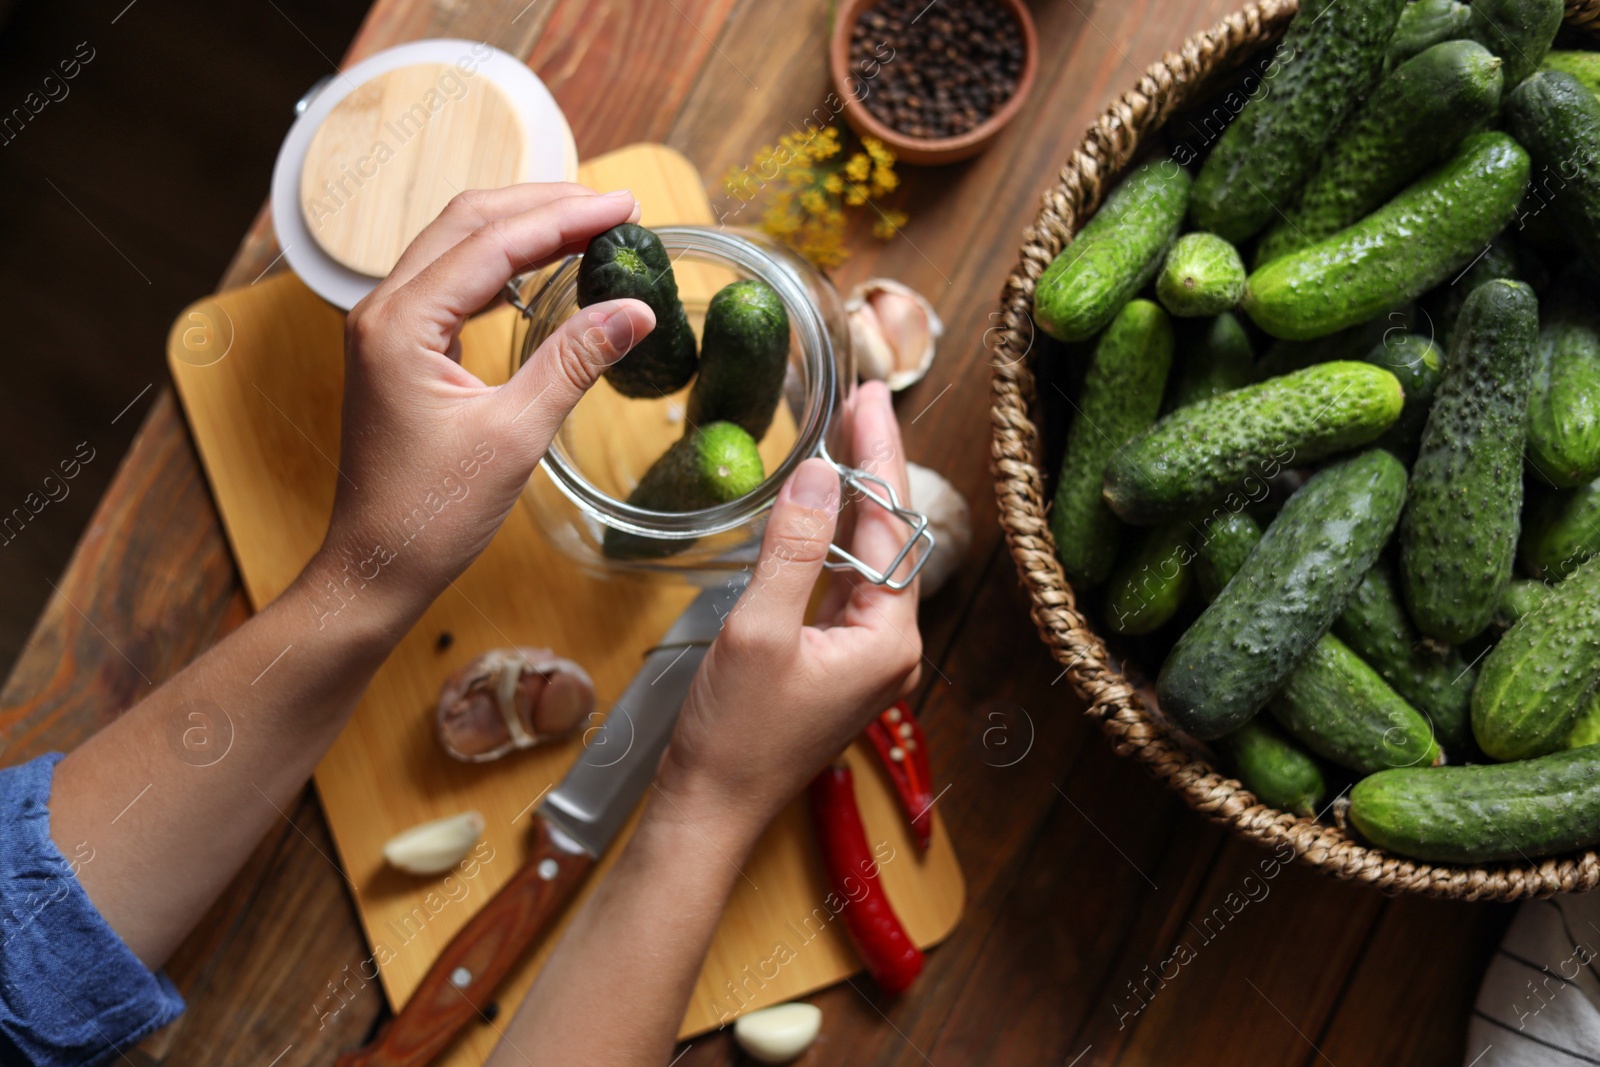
[{"xmin": 989, "ymin": 0, "xmax": 1600, "ymax": 901}]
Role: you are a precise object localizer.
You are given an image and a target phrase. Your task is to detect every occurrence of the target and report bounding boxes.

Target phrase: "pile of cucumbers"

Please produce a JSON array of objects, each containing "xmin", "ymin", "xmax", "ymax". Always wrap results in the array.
[
  {"xmin": 1034, "ymin": 0, "xmax": 1600, "ymax": 864},
  {"xmin": 575, "ymin": 224, "xmax": 791, "ymax": 559}
]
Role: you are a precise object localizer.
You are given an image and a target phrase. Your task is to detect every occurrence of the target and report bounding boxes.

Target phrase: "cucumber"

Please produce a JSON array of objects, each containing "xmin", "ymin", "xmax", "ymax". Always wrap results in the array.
[
  {"xmin": 1050, "ymin": 300, "xmax": 1174, "ymax": 587},
  {"xmin": 1156, "ymin": 450, "xmax": 1408, "ymax": 740},
  {"xmin": 1194, "ymin": 510, "xmax": 1261, "ymax": 601},
  {"xmin": 1400, "ymin": 279, "xmax": 1539, "ymax": 643},
  {"xmin": 577, "ymin": 223, "xmax": 698, "ymax": 398},
  {"xmin": 1190, "ymin": 0, "xmax": 1407, "ymax": 242},
  {"xmin": 1255, "ymin": 314, "xmax": 1402, "ymax": 380},
  {"xmin": 1254, "ymin": 41, "xmax": 1505, "ymax": 265},
  {"xmin": 1270, "ymin": 634, "xmax": 1441, "ymax": 774},
  {"xmin": 1570, "ymin": 700, "xmax": 1600, "ymax": 748},
  {"xmin": 1104, "ymin": 362, "xmax": 1402, "ymax": 525},
  {"xmin": 1365, "ymin": 331, "xmax": 1443, "ymax": 459},
  {"xmin": 1218, "ymin": 717, "xmax": 1326, "ymax": 817},
  {"xmin": 1497, "ymin": 578, "xmax": 1552, "ymax": 626},
  {"xmin": 1541, "ymin": 50, "xmax": 1600, "ymax": 98},
  {"xmin": 1520, "ymin": 479, "xmax": 1600, "ymax": 580},
  {"xmin": 1466, "ymin": 0, "xmax": 1563, "ymax": 86},
  {"xmin": 1473, "ymin": 556, "xmax": 1600, "ymax": 760},
  {"xmin": 1504, "ymin": 73, "xmax": 1600, "ymax": 271},
  {"xmin": 685, "ymin": 279, "xmax": 790, "ymax": 440},
  {"xmin": 1526, "ymin": 285, "xmax": 1600, "ymax": 488},
  {"xmin": 1104, "ymin": 522, "xmax": 1193, "ymax": 635},
  {"xmin": 1242, "ymin": 132, "xmax": 1530, "ymax": 341},
  {"xmin": 1155, "ymin": 233, "xmax": 1245, "ymax": 317},
  {"xmin": 1420, "ymin": 234, "xmax": 1521, "ymax": 351},
  {"xmin": 1385, "ymin": 0, "xmax": 1473, "ymax": 69},
  {"xmin": 603, "ymin": 422, "xmax": 765, "ymax": 560},
  {"xmin": 1033, "ymin": 163, "xmax": 1191, "ymax": 342},
  {"xmin": 1350, "ymin": 745, "xmax": 1600, "ymax": 862},
  {"xmin": 1166, "ymin": 313, "xmax": 1256, "ymax": 410},
  {"xmin": 1332, "ymin": 559, "xmax": 1475, "ymax": 753}
]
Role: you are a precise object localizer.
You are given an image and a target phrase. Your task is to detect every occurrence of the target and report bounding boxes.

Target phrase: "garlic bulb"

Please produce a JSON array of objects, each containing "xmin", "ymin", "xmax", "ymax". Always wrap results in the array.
[
  {"xmin": 437, "ymin": 648, "xmax": 595, "ymax": 763},
  {"xmin": 907, "ymin": 462, "xmax": 970, "ymax": 599},
  {"xmin": 733, "ymin": 1002, "xmax": 823, "ymax": 1064},
  {"xmin": 845, "ymin": 278, "xmax": 942, "ymax": 391},
  {"xmin": 382, "ymin": 810, "xmax": 485, "ymax": 875}
]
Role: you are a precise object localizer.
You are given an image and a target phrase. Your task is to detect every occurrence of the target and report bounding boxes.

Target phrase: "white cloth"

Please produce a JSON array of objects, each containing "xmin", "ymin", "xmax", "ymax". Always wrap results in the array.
[{"xmin": 1467, "ymin": 896, "xmax": 1600, "ymax": 1065}]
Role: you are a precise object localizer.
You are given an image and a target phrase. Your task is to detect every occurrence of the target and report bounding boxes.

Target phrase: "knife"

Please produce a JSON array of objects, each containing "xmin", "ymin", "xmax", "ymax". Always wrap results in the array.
[{"xmin": 337, "ymin": 575, "xmax": 746, "ymax": 1067}]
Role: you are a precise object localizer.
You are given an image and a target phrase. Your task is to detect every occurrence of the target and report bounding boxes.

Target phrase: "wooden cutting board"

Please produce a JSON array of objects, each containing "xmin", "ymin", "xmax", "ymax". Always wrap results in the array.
[{"xmin": 166, "ymin": 142, "xmax": 963, "ymax": 1063}]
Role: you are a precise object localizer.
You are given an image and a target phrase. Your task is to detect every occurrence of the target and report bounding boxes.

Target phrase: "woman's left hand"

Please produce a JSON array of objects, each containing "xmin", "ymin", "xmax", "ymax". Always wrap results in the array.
[
  {"xmin": 312, "ymin": 183, "xmax": 657, "ymax": 624},
  {"xmin": 656, "ymin": 381, "xmax": 924, "ymax": 842}
]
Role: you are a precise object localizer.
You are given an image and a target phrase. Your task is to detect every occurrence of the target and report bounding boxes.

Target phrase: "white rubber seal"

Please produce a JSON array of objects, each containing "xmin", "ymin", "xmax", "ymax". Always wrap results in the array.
[{"xmin": 269, "ymin": 39, "xmax": 576, "ymax": 310}]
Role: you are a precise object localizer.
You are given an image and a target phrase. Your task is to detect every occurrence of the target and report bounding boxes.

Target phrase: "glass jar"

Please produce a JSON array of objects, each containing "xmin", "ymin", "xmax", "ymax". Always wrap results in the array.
[{"xmin": 508, "ymin": 225, "xmax": 930, "ymax": 587}]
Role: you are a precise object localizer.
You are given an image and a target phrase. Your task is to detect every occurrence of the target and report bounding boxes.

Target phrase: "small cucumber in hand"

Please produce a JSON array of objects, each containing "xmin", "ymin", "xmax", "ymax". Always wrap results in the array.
[
  {"xmin": 1156, "ymin": 233, "xmax": 1246, "ymax": 317},
  {"xmin": 1033, "ymin": 163, "xmax": 1190, "ymax": 342},
  {"xmin": 577, "ymin": 223, "xmax": 699, "ymax": 398}
]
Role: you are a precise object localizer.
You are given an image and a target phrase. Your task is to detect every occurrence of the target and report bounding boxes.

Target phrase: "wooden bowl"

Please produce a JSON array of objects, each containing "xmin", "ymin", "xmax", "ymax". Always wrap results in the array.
[
  {"xmin": 988, "ymin": 0, "xmax": 1600, "ymax": 901},
  {"xmin": 828, "ymin": 0, "xmax": 1038, "ymax": 166}
]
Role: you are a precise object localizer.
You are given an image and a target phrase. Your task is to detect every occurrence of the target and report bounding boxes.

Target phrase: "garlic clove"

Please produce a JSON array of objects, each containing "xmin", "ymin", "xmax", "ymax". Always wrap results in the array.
[
  {"xmin": 844, "ymin": 278, "xmax": 942, "ymax": 391},
  {"xmin": 906, "ymin": 462, "xmax": 971, "ymax": 600},
  {"xmin": 437, "ymin": 648, "xmax": 595, "ymax": 763},
  {"xmin": 382, "ymin": 810, "xmax": 485, "ymax": 875},
  {"xmin": 733, "ymin": 1002, "xmax": 823, "ymax": 1064}
]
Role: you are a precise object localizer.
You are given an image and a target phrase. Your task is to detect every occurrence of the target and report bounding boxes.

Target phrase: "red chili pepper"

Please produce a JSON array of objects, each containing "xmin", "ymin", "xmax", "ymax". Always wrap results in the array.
[
  {"xmin": 808, "ymin": 763, "xmax": 925, "ymax": 996},
  {"xmin": 863, "ymin": 700, "xmax": 935, "ymax": 850}
]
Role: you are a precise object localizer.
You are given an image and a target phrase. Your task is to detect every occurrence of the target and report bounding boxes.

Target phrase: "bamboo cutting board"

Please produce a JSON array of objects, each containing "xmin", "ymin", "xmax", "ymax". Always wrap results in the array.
[{"xmin": 166, "ymin": 143, "xmax": 963, "ymax": 1063}]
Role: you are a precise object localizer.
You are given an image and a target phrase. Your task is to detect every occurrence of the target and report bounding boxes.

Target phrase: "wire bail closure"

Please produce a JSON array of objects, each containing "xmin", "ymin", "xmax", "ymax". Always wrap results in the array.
[{"xmin": 819, "ymin": 449, "xmax": 934, "ymax": 591}]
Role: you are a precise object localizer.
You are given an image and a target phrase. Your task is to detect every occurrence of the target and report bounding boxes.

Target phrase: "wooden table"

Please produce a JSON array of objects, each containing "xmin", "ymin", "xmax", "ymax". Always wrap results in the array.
[{"xmin": 0, "ymin": 1, "xmax": 1512, "ymax": 1063}]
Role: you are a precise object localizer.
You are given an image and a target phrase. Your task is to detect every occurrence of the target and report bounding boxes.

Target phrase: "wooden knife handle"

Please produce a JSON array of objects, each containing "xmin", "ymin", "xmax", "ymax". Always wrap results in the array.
[{"xmin": 336, "ymin": 818, "xmax": 595, "ymax": 1067}]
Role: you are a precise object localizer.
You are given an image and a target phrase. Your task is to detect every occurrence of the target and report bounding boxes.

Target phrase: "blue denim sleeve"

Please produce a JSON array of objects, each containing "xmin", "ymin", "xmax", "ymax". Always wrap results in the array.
[{"xmin": 0, "ymin": 753, "xmax": 184, "ymax": 1066}]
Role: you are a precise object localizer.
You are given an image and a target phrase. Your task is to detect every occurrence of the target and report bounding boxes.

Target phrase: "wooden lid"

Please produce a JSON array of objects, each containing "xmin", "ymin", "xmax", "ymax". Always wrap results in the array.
[{"xmin": 299, "ymin": 63, "xmax": 527, "ymax": 277}]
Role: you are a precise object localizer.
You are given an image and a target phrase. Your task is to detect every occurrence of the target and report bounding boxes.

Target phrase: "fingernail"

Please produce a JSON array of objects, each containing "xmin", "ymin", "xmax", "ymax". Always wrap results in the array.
[
  {"xmin": 602, "ymin": 306, "xmax": 639, "ymax": 351},
  {"xmin": 788, "ymin": 459, "xmax": 837, "ymax": 511},
  {"xmin": 603, "ymin": 188, "xmax": 634, "ymax": 198}
]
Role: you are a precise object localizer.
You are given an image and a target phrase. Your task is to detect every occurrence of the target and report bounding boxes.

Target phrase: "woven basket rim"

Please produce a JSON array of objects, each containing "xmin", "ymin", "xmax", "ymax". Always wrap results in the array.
[{"xmin": 988, "ymin": 0, "xmax": 1600, "ymax": 902}]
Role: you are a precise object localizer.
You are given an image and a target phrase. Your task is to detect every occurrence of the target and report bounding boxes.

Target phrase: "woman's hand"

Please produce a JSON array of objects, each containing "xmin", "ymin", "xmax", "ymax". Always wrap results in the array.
[
  {"xmin": 312, "ymin": 183, "xmax": 656, "ymax": 624},
  {"xmin": 657, "ymin": 381, "xmax": 924, "ymax": 843}
]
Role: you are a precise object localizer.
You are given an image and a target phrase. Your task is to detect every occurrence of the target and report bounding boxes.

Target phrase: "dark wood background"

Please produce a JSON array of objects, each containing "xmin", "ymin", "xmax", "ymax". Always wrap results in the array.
[{"xmin": 0, "ymin": 1, "xmax": 1512, "ymax": 1064}]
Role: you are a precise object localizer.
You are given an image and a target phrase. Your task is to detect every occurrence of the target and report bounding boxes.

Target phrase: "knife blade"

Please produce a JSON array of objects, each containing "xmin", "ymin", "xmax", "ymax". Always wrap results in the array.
[{"xmin": 337, "ymin": 575, "xmax": 746, "ymax": 1067}]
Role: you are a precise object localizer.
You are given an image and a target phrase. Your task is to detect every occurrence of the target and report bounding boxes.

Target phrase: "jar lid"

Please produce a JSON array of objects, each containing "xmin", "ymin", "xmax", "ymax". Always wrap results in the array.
[{"xmin": 270, "ymin": 39, "xmax": 577, "ymax": 309}]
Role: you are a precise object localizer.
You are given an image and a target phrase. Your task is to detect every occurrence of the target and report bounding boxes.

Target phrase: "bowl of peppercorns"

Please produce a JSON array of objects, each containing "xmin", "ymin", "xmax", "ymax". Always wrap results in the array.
[{"xmin": 830, "ymin": 0, "xmax": 1037, "ymax": 166}]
